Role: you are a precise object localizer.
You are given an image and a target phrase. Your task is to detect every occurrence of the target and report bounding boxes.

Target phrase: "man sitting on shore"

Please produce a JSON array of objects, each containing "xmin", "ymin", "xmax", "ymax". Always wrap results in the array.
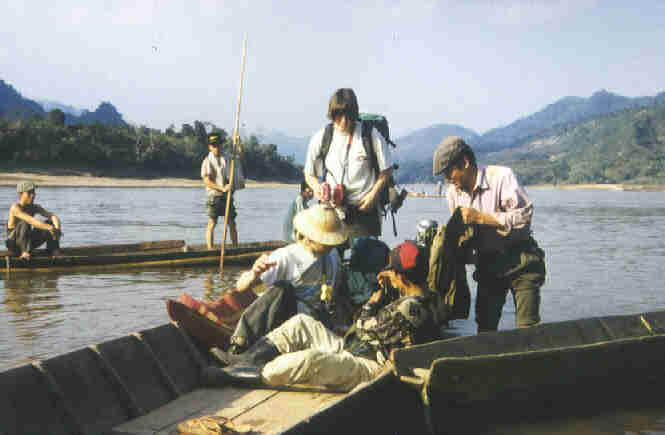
[{"xmin": 6, "ymin": 181, "xmax": 63, "ymax": 260}]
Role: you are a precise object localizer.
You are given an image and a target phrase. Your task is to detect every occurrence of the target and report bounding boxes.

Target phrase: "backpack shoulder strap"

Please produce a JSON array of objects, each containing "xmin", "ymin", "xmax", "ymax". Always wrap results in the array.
[
  {"xmin": 360, "ymin": 121, "xmax": 379, "ymax": 175},
  {"xmin": 315, "ymin": 123, "xmax": 335, "ymax": 179},
  {"xmin": 318, "ymin": 123, "xmax": 335, "ymax": 163}
]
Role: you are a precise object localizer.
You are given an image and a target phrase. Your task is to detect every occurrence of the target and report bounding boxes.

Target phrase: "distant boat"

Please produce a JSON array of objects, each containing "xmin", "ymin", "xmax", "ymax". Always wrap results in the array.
[{"xmin": 1, "ymin": 240, "xmax": 285, "ymax": 274}]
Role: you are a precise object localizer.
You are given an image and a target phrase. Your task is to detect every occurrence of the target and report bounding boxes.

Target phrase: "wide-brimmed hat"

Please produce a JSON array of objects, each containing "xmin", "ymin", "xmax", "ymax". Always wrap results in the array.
[
  {"xmin": 433, "ymin": 136, "xmax": 472, "ymax": 176},
  {"xmin": 17, "ymin": 181, "xmax": 36, "ymax": 193},
  {"xmin": 293, "ymin": 204, "xmax": 348, "ymax": 246}
]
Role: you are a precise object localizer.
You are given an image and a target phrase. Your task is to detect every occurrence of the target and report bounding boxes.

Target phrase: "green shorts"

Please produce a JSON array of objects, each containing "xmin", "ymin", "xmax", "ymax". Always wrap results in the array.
[{"xmin": 206, "ymin": 195, "xmax": 237, "ymax": 221}]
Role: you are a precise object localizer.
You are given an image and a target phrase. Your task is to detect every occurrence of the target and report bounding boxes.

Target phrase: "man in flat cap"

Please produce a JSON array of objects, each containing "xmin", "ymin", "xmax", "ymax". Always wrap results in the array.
[
  {"xmin": 433, "ymin": 137, "xmax": 546, "ymax": 333},
  {"xmin": 6, "ymin": 182, "xmax": 63, "ymax": 260}
]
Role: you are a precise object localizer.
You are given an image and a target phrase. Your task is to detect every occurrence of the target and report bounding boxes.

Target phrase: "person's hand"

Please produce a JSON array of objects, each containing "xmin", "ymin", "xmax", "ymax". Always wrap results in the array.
[
  {"xmin": 460, "ymin": 207, "xmax": 481, "ymax": 225},
  {"xmin": 377, "ymin": 269, "xmax": 403, "ymax": 291},
  {"xmin": 48, "ymin": 225, "xmax": 59, "ymax": 239},
  {"xmin": 251, "ymin": 254, "xmax": 276, "ymax": 277},
  {"xmin": 357, "ymin": 190, "xmax": 377, "ymax": 212},
  {"xmin": 367, "ymin": 289, "xmax": 383, "ymax": 304}
]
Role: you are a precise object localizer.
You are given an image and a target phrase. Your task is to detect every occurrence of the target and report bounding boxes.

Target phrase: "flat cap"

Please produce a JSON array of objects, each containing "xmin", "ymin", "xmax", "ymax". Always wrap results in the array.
[
  {"xmin": 17, "ymin": 181, "xmax": 36, "ymax": 193},
  {"xmin": 432, "ymin": 136, "xmax": 471, "ymax": 176}
]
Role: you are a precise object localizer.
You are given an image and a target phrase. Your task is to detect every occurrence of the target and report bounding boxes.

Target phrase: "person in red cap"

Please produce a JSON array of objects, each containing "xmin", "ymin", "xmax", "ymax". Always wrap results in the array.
[
  {"xmin": 202, "ymin": 241, "xmax": 439, "ymax": 392},
  {"xmin": 433, "ymin": 136, "xmax": 546, "ymax": 333}
]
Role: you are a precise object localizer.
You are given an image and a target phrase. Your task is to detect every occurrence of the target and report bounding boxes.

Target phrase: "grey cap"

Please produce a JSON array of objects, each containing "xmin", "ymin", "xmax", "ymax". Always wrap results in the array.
[
  {"xmin": 17, "ymin": 181, "xmax": 36, "ymax": 193},
  {"xmin": 432, "ymin": 136, "xmax": 471, "ymax": 176}
]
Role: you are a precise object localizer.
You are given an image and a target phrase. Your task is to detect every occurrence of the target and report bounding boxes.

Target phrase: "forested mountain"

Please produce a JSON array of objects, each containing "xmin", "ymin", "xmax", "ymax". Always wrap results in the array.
[
  {"xmin": 473, "ymin": 89, "xmax": 665, "ymax": 153},
  {"xmin": 1, "ymin": 80, "xmax": 126, "ymax": 126},
  {"xmin": 0, "ymin": 79, "xmax": 301, "ymax": 181},
  {"xmin": 486, "ymin": 103, "xmax": 665, "ymax": 185},
  {"xmin": 397, "ymin": 90, "xmax": 665, "ymax": 185},
  {"xmin": 0, "ymin": 80, "xmax": 45, "ymax": 120}
]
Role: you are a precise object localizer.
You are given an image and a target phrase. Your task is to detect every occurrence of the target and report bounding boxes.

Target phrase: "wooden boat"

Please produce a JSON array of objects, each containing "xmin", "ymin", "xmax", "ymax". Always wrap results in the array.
[
  {"xmin": 392, "ymin": 310, "xmax": 665, "ymax": 433},
  {"xmin": 0, "ymin": 240, "xmax": 285, "ymax": 274},
  {"xmin": 0, "ymin": 317, "xmax": 426, "ymax": 434}
]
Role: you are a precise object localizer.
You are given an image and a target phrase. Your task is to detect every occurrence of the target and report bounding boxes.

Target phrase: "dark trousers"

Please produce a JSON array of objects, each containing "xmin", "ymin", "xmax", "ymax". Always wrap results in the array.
[
  {"xmin": 5, "ymin": 220, "xmax": 59, "ymax": 255},
  {"xmin": 475, "ymin": 239, "xmax": 546, "ymax": 332},
  {"xmin": 230, "ymin": 282, "xmax": 298, "ymax": 349}
]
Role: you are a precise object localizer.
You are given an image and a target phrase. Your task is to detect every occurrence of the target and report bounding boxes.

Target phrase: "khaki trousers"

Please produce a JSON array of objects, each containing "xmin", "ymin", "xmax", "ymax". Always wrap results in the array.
[{"xmin": 264, "ymin": 314, "xmax": 382, "ymax": 391}]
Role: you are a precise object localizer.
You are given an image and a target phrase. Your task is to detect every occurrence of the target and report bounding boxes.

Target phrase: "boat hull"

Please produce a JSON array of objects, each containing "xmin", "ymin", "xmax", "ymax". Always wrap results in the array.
[{"xmin": 1, "ymin": 240, "xmax": 285, "ymax": 274}]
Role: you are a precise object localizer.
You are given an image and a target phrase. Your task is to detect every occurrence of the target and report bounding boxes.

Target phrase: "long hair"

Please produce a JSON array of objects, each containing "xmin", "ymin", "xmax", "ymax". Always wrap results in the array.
[{"xmin": 327, "ymin": 88, "xmax": 359, "ymax": 134}]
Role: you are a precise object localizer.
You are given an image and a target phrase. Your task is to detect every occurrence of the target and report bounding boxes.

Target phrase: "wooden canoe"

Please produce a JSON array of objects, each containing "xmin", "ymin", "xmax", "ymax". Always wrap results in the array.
[
  {"xmin": 0, "ymin": 240, "xmax": 286, "ymax": 274},
  {"xmin": 0, "ymin": 319, "xmax": 427, "ymax": 434},
  {"xmin": 392, "ymin": 310, "xmax": 665, "ymax": 433}
]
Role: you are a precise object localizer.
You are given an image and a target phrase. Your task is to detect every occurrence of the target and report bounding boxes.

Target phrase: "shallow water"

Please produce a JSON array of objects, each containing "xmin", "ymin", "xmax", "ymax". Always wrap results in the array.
[{"xmin": 1, "ymin": 184, "xmax": 664, "ymax": 433}]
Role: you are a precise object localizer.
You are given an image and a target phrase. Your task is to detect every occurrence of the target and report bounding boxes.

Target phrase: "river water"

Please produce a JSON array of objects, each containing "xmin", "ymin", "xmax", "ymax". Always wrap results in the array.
[{"xmin": 1, "ymin": 185, "xmax": 664, "ymax": 433}]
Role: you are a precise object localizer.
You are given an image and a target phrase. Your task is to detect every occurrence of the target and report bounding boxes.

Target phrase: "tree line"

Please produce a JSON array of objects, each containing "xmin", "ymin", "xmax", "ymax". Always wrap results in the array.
[{"xmin": 0, "ymin": 111, "xmax": 302, "ymax": 181}]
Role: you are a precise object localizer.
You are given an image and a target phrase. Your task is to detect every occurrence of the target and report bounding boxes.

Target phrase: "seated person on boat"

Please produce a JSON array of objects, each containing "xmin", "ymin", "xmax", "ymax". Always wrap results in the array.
[
  {"xmin": 5, "ymin": 181, "xmax": 63, "ymax": 260},
  {"xmin": 282, "ymin": 180, "xmax": 313, "ymax": 242},
  {"xmin": 226, "ymin": 204, "xmax": 349, "ymax": 354},
  {"xmin": 204, "ymin": 241, "xmax": 439, "ymax": 392}
]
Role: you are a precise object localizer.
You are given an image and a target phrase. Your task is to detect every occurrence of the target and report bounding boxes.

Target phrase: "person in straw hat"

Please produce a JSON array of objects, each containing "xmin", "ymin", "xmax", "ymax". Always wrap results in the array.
[
  {"xmin": 203, "ymin": 241, "xmax": 439, "ymax": 392},
  {"xmin": 222, "ymin": 203, "xmax": 350, "ymax": 355}
]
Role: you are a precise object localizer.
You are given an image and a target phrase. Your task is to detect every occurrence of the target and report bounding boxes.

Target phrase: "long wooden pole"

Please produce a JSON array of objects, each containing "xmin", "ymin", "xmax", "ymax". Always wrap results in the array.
[{"xmin": 220, "ymin": 34, "xmax": 248, "ymax": 279}]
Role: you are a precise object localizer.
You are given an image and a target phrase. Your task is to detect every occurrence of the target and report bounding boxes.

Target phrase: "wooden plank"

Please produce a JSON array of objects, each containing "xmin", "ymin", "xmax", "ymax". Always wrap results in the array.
[{"xmin": 113, "ymin": 388, "xmax": 280, "ymax": 433}]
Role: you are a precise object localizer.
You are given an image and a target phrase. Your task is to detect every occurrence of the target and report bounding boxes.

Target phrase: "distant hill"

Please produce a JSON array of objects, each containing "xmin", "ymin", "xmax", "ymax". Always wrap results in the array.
[
  {"xmin": 1, "ymin": 79, "xmax": 127, "ymax": 126},
  {"xmin": 254, "ymin": 128, "xmax": 309, "ymax": 164},
  {"xmin": 474, "ymin": 89, "xmax": 665, "ymax": 153},
  {"xmin": 0, "ymin": 79, "xmax": 45, "ymax": 119},
  {"xmin": 393, "ymin": 124, "xmax": 479, "ymax": 163},
  {"xmin": 486, "ymin": 102, "xmax": 665, "ymax": 185},
  {"xmin": 38, "ymin": 99, "xmax": 83, "ymax": 116}
]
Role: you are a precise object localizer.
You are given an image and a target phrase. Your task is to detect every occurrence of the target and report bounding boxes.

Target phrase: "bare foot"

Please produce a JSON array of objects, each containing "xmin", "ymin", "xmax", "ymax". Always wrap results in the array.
[{"xmin": 19, "ymin": 251, "xmax": 31, "ymax": 261}]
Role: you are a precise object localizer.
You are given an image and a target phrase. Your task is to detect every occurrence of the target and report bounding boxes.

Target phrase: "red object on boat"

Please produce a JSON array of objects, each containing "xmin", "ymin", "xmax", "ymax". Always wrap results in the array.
[{"xmin": 166, "ymin": 290, "xmax": 258, "ymax": 350}]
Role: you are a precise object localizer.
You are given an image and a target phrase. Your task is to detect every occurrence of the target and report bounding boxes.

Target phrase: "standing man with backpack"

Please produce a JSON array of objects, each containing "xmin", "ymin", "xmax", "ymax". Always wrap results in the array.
[{"xmin": 304, "ymin": 88, "xmax": 395, "ymax": 239}]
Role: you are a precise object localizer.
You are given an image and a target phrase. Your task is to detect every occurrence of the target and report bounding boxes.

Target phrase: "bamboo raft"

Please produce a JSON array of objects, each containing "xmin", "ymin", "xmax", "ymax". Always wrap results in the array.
[{"xmin": 1, "ymin": 240, "xmax": 285, "ymax": 274}]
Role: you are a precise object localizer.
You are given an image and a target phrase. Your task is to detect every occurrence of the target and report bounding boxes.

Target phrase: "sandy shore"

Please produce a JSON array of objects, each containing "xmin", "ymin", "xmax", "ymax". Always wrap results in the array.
[{"xmin": 0, "ymin": 171, "xmax": 295, "ymax": 188}]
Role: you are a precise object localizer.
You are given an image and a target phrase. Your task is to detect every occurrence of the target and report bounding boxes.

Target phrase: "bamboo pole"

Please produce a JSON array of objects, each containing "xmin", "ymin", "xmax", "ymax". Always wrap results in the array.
[{"xmin": 220, "ymin": 34, "xmax": 248, "ymax": 279}]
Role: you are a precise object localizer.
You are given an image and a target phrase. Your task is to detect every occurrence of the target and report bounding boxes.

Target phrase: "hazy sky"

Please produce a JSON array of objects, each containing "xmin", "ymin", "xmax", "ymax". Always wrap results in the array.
[{"xmin": 2, "ymin": 1, "xmax": 664, "ymax": 138}]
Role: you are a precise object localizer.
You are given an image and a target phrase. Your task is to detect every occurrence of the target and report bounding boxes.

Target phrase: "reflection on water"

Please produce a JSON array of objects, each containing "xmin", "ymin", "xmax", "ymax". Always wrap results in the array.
[{"xmin": 1, "ymin": 185, "xmax": 665, "ymax": 434}]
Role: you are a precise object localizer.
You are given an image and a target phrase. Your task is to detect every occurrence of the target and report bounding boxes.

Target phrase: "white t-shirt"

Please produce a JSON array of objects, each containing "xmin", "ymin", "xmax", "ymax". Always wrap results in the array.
[
  {"xmin": 304, "ymin": 121, "xmax": 393, "ymax": 205},
  {"xmin": 200, "ymin": 151, "xmax": 231, "ymax": 197},
  {"xmin": 260, "ymin": 243, "xmax": 341, "ymax": 309}
]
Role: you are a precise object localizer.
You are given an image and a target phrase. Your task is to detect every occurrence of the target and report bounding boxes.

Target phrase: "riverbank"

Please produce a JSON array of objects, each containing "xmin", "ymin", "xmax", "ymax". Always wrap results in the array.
[
  {"xmin": 0, "ymin": 171, "xmax": 295, "ymax": 188},
  {"xmin": 529, "ymin": 183, "xmax": 665, "ymax": 192}
]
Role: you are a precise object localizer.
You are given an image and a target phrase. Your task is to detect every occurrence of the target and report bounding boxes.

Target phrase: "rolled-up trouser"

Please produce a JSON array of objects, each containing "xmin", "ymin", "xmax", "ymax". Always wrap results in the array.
[
  {"xmin": 263, "ymin": 314, "xmax": 382, "ymax": 391},
  {"xmin": 5, "ymin": 220, "xmax": 59, "ymax": 255}
]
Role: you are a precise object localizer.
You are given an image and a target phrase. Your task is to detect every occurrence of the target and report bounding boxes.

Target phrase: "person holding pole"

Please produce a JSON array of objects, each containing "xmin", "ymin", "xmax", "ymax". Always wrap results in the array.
[{"xmin": 201, "ymin": 134, "xmax": 238, "ymax": 248}]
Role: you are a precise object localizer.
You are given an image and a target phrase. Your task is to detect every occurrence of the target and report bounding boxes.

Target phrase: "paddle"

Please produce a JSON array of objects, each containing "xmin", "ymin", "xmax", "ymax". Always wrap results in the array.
[{"xmin": 220, "ymin": 34, "xmax": 248, "ymax": 279}]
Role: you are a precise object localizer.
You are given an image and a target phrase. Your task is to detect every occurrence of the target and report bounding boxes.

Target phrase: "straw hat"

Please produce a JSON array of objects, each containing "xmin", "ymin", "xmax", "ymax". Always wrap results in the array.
[{"xmin": 293, "ymin": 204, "xmax": 348, "ymax": 246}]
